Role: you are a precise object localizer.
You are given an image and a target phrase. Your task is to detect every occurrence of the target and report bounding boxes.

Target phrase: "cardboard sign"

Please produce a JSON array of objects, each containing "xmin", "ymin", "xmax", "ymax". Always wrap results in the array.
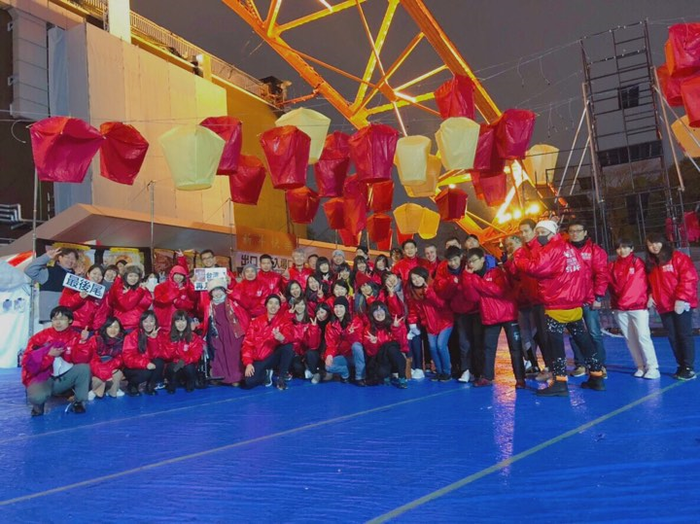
[
  {"xmin": 193, "ymin": 267, "xmax": 228, "ymax": 291},
  {"xmin": 62, "ymin": 274, "xmax": 106, "ymax": 299}
]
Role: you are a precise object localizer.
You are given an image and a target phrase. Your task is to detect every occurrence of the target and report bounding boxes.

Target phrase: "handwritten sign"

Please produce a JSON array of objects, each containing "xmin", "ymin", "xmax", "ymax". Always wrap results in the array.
[
  {"xmin": 193, "ymin": 267, "xmax": 229, "ymax": 291},
  {"xmin": 62, "ymin": 274, "xmax": 106, "ymax": 299}
]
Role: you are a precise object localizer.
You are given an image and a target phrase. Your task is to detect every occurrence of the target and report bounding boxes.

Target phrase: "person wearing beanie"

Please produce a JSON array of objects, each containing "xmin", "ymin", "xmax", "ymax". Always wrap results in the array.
[
  {"xmin": 566, "ymin": 220, "xmax": 610, "ymax": 378},
  {"xmin": 109, "ymin": 263, "xmax": 153, "ymax": 331},
  {"xmin": 331, "ymin": 249, "xmax": 346, "ymax": 275},
  {"xmin": 231, "ymin": 263, "xmax": 268, "ymax": 319},
  {"xmin": 200, "ymin": 278, "xmax": 250, "ymax": 386},
  {"xmin": 324, "ymin": 295, "xmax": 366, "ymax": 385},
  {"xmin": 513, "ymin": 219, "xmax": 605, "ymax": 396}
]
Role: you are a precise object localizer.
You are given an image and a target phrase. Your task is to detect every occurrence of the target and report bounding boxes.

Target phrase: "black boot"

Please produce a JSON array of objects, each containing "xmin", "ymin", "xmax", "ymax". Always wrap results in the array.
[
  {"xmin": 581, "ymin": 374, "xmax": 606, "ymax": 391},
  {"xmin": 536, "ymin": 380, "xmax": 569, "ymax": 397}
]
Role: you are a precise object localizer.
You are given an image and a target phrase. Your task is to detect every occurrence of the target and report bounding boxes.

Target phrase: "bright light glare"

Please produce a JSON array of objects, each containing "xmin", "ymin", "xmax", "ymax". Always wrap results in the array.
[
  {"xmin": 526, "ymin": 203, "xmax": 541, "ymax": 215},
  {"xmin": 513, "ymin": 209, "xmax": 522, "ymax": 219},
  {"xmin": 449, "ymin": 184, "xmax": 456, "ymax": 189},
  {"xmin": 394, "ymin": 91, "xmax": 417, "ymax": 103},
  {"xmin": 318, "ymin": 0, "xmax": 333, "ymax": 11}
]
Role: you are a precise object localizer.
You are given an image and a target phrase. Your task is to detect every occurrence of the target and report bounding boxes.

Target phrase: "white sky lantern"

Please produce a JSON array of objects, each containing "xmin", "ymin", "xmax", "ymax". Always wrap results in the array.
[
  {"xmin": 395, "ymin": 135, "xmax": 431, "ymax": 186},
  {"xmin": 276, "ymin": 108, "xmax": 331, "ymax": 164},
  {"xmin": 405, "ymin": 154, "xmax": 440, "ymax": 198},
  {"xmin": 159, "ymin": 125, "xmax": 225, "ymax": 191},
  {"xmin": 435, "ymin": 117, "xmax": 480, "ymax": 170},
  {"xmin": 672, "ymin": 116, "xmax": 700, "ymax": 157},
  {"xmin": 523, "ymin": 144, "xmax": 559, "ymax": 184}
]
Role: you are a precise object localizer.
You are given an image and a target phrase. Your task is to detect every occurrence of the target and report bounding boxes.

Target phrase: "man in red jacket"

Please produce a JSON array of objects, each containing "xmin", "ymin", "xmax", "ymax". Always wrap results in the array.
[
  {"xmin": 392, "ymin": 239, "xmax": 430, "ymax": 284},
  {"xmin": 567, "ymin": 221, "xmax": 610, "ymax": 377},
  {"xmin": 514, "ymin": 220, "xmax": 605, "ymax": 396}
]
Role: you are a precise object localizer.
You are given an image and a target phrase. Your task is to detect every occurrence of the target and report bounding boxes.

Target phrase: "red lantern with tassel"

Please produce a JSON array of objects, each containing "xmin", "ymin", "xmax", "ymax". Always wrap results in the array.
[
  {"xmin": 435, "ymin": 187, "xmax": 468, "ymax": 222},
  {"xmin": 348, "ymin": 124, "xmax": 399, "ymax": 184},
  {"xmin": 369, "ymin": 179, "xmax": 394, "ymax": 213},
  {"xmin": 99, "ymin": 122, "xmax": 149, "ymax": 185},
  {"xmin": 260, "ymin": 125, "xmax": 310, "ymax": 189},
  {"xmin": 285, "ymin": 187, "xmax": 320, "ymax": 224},
  {"xmin": 323, "ymin": 198, "xmax": 346, "ymax": 230},
  {"xmin": 229, "ymin": 155, "xmax": 267, "ymax": 205},
  {"xmin": 433, "ymin": 75, "xmax": 476, "ymax": 119},
  {"xmin": 494, "ymin": 109, "xmax": 536, "ymax": 159},
  {"xmin": 200, "ymin": 116, "xmax": 243, "ymax": 175},
  {"xmin": 367, "ymin": 213, "xmax": 392, "ymax": 243}
]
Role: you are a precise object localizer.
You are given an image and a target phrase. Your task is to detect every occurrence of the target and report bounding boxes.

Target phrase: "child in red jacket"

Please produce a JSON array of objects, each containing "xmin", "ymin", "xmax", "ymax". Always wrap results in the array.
[
  {"xmin": 609, "ymin": 239, "xmax": 659, "ymax": 379},
  {"xmin": 163, "ymin": 310, "xmax": 204, "ymax": 393},
  {"xmin": 363, "ymin": 301, "xmax": 408, "ymax": 388},
  {"xmin": 22, "ymin": 306, "xmax": 91, "ymax": 416}
]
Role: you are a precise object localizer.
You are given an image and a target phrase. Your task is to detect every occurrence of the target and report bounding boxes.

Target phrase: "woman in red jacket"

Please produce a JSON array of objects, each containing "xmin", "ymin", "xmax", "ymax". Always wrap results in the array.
[
  {"xmin": 324, "ymin": 296, "xmax": 366, "ymax": 385},
  {"xmin": 305, "ymin": 274, "xmax": 329, "ymax": 315},
  {"xmin": 86, "ymin": 317, "xmax": 125, "ymax": 399},
  {"xmin": 59, "ymin": 264, "xmax": 108, "ymax": 332},
  {"xmin": 288, "ymin": 297, "xmax": 323, "ymax": 383},
  {"xmin": 406, "ymin": 267, "xmax": 453, "ymax": 382},
  {"xmin": 363, "ymin": 301, "xmax": 408, "ymax": 388},
  {"xmin": 163, "ymin": 310, "xmax": 204, "ymax": 393},
  {"xmin": 646, "ymin": 233, "xmax": 698, "ymax": 380},
  {"xmin": 109, "ymin": 265, "xmax": 153, "ymax": 332},
  {"xmin": 122, "ymin": 311, "xmax": 165, "ymax": 396},
  {"xmin": 153, "ymin": 265, "xmax": 197, "ymax": 333},
  {"xmin": 609, "ymin": 239, "xmax": 659, "ymax": 379},
  {"xmin": 463, "ymin": 248, "xmax": 527, "ymax": 388},
  {"xmin": 231, "ymin": 264, "xmax": 268, "ymax": 319},
  {"xmin": 241, "ymin": 295, "xmax": 295, "ymax": 390}
]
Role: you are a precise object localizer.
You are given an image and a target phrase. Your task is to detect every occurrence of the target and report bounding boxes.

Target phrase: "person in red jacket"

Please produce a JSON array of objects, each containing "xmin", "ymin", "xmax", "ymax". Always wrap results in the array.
[
  {"xmin": 314, "ymin": 256, "xmax": 335, "ymax": 289},
  {"xmin": 608, "ymin": 239, "xmax": 659, "ymax": 379},
  {"xmin": 513, "ymin": 220, "xmax": 604, "ymax": 396},
  {"xmin": 231, "ymin": 264, "xmax": 268, "ymax": 318},
  {"xmin": 121, "ymin": 311, "xmax": 165, "ymax": 396},
  {"xmin": 258, "ymin": 254, "xmax": 285, "ymax": 297},
  {"xmin": 351, "ymin": 256, "xmax": 380, "ymax": 291},
  {"xmin": 284, "ymin": 280, "xmax": 304, "ymax": 306},
  {"xmin": 109, "ymin": 264, "xmax": 153, "ymax": 332},
  {"xmin": 567, "ymin": 220, "xmax": 610, "ymax": 377},
  {"xmin": 304, "ymin": 274, "xmax": 329, "ymax": 315},
  {"xmin": 434, "ymin": 246, "xmax": 483, "ymax": 383},
  {"xmin": 153, "ymin": 265, "xmax": 197, "ymax": 333},
  {"xmin": 646, "ymin": 232, "xmax": 698, "ymax": 380},
  {"xmin": 58, "ymin": 264, "xmax": 108, "ymax": 332},
  {"xmin": 363, "ymin": 301, "xmax": 408, "ymax": 388},
  {"xmin": 424, "ymin": 243, "xmax": 440, "ymax": 278},
  {"xmin": 406, "ymin": 266, "xmax": 454, "ymax": 382},
  {"xmin": 373, "ymin": 254, "xmax": 391, "ymax": 282},
  {"xmin": 392, "ymin": 239, "xmax": 430, "ymax": 284},
  {"xmin": 284, "ymin": 248, "xmax": 314, "ymax": 288},
  {"xmin": 22, "ymin": 306, "xmax": 91, "ymax": 416},
  {"xmin": 241, "ymin": 295, "xmax": 295, "ymax": 390},
  {"xmin": 162, "ymin": 310, "xmax": 204, "ymax": 393},
  {"xmin": 86, "ymin": 317, "xmax": 125, "ymax": 399},
  {"xmin": 324, "ymin": 296, "xmax": 366, "ymax": 385},
  {"xmin": 287, "ymin": 297, "xmax": 322, "ymax": 383},
  {"xmin": 463, "ymin": 248, "xmax": 527, "ymax": 388}
]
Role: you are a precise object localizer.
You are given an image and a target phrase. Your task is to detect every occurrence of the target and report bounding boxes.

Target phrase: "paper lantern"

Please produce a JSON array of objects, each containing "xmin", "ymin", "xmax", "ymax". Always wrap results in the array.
[
  {"xmin": 672, "ymin": 116, "xmax": 700, "ymax": 157},
  {"xmin": 343, "ymin": 175, "xmax": 368, "ymax": 236},
  {"xmin": 348, "ymin": 124, "xmax": 399, "ymax": 183},
  {"xmin": 260, "ymin": 125, "xmax": 311, "ymax": 190},
  {"xmin": 472, "ymin": 123, "xmax": 505, "ymax": 173},
  {"xmin": 681, "ymin": 76, "xmax": 700, "ymax": 127},
  {"xmin": 665, "ymin": 24, "xmax": 700, "ymax": 76},
  {"xmin": 369, "ymin": 180, "xmax": 394, "ymax": 213},
  {"xmin": 367, "ymin": 213, "xmax": 392, "ymax": 243},
  {"xmin": 397, "ymin": 231, "xmax": 414, "ymax": 245},
  {"xmin": 479, "ymin": 173, "xmax": 508, "ymax": 207},
  {"xmin": 395, "ymin": 135, "xmax": 430, "ymax": 186},
  {"xmin": 285, "ymin": 187, "xmax": 320, "ymax": 224},
  {"xmin": 323, "ymin": 198, "xmax": 346, "ymax": 230},
  {"xmin": 376, "ymin": 231, "xmax": 392, "ymax": 251},
  {"xmin": 159, "ymin": 125, "xmax": 225, "ymax": 191},
  {"xmin": 471, "ymin": 172, "xmax": 486, "ymax": 201},
  {"xmin": 276, "ymin": 108, "xmax": 331, "ymax": 164},
  {"xmin": 229, "ymin": 154, "xmax": 266, "ymax": 205},
  {"xmin": 314, "ymin": 132, "xmax": 351, "ymax": 197},
  {"xmin": 99, "ymin": 122, "xmax": 149, "ymax": 186},
  {"xmin": 199, "ymin": 116, "xmax": 243, "ymax": 175},
  {"xmin": 435, "ymin": 187, "xmax": 468, "ymax": 222},
  {"xmin": 393, "ymin": 203, "xmax": 425, "ymax": 235},
  {"xmin": 434, "ymin": 75, "xmax": 476, "ymax": 119},
  {"xmin": 656, "ymin": 65, "xmax": 700, "ymax": 108},
  {"xmin": 339, "ymin": 228, "xmax": 360, "ymax": 247},
  {"xmin": 435, "ymin": 117, "xmax": 480, "ymax": 170},
  {"xmin": 495, "ymin": 109, "xmax": 536, "ymax": 159},
  {"xmin": 30, "ymin": 117, "xmax": 103, "ymax": 183},
  {"xmin": 418, "ymin": 208, "xmax": 440, "ymax": 239},
  {"xmin": 405, "ymin": 154, "xmax": 440, "ymax": 198},
  {"xmin": 523, "ymin": 144, "xmax": 559, "ymax": 185},
  {"xmin": 324, "ymin": 131, "xmax": 351, "ymax": 156}
]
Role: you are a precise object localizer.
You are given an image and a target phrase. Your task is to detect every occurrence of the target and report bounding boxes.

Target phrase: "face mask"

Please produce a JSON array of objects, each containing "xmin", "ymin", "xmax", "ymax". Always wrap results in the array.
[{"xmin": 537, "ymin": 235, "xmax": 550, "ymax": 246}]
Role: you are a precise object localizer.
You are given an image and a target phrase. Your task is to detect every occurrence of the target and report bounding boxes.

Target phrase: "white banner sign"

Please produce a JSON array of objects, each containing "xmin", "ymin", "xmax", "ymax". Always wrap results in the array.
[
  {"xmin": 62, "ymin": 274, "xmax": 106, "ymax": 299},
  {"xmin": 193, "ymin": 267, "xmax": 229, "ymax": 291}
]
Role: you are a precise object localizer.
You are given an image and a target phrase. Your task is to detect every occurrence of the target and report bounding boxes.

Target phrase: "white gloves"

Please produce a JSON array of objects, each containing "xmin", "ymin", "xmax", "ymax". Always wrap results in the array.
[
  {"xmin": 674, "ymin": 300, "xmax": 690, "ymax": 315},
  {"xmin": 408, "ymin": 324, "xmax": 421, "ymax": 339}
]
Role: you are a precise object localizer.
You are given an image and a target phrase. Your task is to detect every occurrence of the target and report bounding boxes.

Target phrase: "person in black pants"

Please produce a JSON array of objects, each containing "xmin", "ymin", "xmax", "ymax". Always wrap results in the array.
[{"xmin": 122, "ymin": 311, "xmax": 166, "ymax": 396}]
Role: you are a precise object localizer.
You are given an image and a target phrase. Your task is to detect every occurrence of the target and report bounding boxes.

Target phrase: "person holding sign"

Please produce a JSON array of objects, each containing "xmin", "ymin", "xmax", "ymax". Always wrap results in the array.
[
  {"xmin": 154, "ymin": 265, "xmax": 197, "ymax": 332},
  {"xmin": 109, "ymin": 265, "xmax": 153, "ymax": 332},
  {"xmin": 59, "ymin": 264, "xmax": 108, "ymax": 332},
  {"xmin": 25, "ymin": 247, "xmax": 79, "ymax": 324}
]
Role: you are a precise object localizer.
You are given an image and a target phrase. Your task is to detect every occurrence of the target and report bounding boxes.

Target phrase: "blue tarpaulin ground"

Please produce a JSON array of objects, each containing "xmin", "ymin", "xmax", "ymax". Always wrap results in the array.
[{"xmin": 0, "ymin": 336, "xmax": 698, "ymax": 522}]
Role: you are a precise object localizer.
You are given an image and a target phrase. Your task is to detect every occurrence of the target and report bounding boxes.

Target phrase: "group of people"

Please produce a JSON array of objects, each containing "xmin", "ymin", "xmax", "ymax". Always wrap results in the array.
[{"xmin": 20, "ymin": 217, "xmax": 698, "ymax": 416}]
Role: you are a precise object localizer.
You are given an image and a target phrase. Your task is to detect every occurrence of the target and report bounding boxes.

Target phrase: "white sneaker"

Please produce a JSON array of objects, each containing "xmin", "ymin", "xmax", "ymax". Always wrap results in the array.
[
  {"xmin": 633, "ymin": 368, "xmax": 645, "ymax": 378},
  {"xmin": 304, "ymin": 369, "xmax": 313, "ymax": 380},
  {"xmin": 311, "ymin": 373, "xmax": 321, "ymax": 384},
  {"xmin": 643, "ymin": 369, "xmax": 660, "ymax": 379},
  {"xmin": 115, "ymin": 389, "xmax": 125, "ymax": 397},
  {"xmin": 524, "ymin": 360, "xmax": 532, "ymax": 372},
  {"xmin": 87, "ymin": 391, "xmax": 96, "ymax": 401},
  {"xmin": 458, "ymin": 370, "xmax": 471, "ymax": 383},
  {"xmin": 411, "ymin": 369, "xmax": 425, "ymax": 380},
  {"xmin": 391, "ymin": 372, "xmax": 399, "ymax": 379},
  {"xmin": 264, "ymin": 369, "xmax": 274, "ymax": 387}
]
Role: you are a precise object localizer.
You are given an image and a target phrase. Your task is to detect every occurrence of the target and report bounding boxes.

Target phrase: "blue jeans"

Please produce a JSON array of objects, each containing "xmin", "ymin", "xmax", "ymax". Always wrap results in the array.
[
  {"xmin": 427, "ymin": 327, "xmax": 453, "ymax": 375},
  {"xmin": 326, "ymin": 342, "xmax": 366, "ymax": 379},
  {"xmin": 571, "ymin": 305, "xmax": 605, "ymax": 366}
]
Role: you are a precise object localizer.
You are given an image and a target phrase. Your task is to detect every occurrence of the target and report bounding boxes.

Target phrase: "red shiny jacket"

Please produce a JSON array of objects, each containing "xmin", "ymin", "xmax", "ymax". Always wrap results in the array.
[
  {"xmin": 324, "ymin": 316, "xmax": 364, "ymax": 358},
  {"xmin": 377, "ymin": 290, "xmax": 407, "ymax": 319},
  {"xmin": 241, "ymin": 312, "xmax": 293, "ymax": 366},
  {"xmin": 571, "ymin": 238, "xmax": 610, "ymax": 304},
  {"xmin": 434, "ymin": 263, "xmax": 480, "ymax": 315},
  {"xmin": 162, "ymin": 334, "xmax": 204, "ymax": 365},
  {"xmin": 231, "ymin": 278, "xmax": 269, "ymax": 318},
  {"xmin": 258, "ymin": 270, "xmax": 285, "ymax": 297},
  {"xmin": 362, "ymin": 323, "xmax": 408, "ymax": 356},
  {"xmin": 463, "ymin": 267, "xmax": 518, "ymax": 325},
  {"xmin": 122, "ymin": 331, "xmax": 162, "ymax": 369},
  {"xmin": 647, "ymin": 250, "xmax": 699, "ymax": 314},
  {"xmin": 59, "ymin": 288, "xmax": 108, "ymax": 331},
  {"xmin": 287, "ymin": 266, "xmax": 314, "ymax": 288},
  {"xmin": 153, "ymin": 265, "xmax": 198, "ymax": 331},
  {"xmin": 109, "ymin": 280, "xmax": 153, "ymax": 331},
  {"xmin": 21, "ymin": 327, "xmax": 87, "ymax": 386},
  {"xmin": 608, "ymin": 255, "xmax": 648, "ymax": 311},
  {"xmin": 392, "ymin": 256, "xmax": 430, "ymax": 284},
  {"xmin": 289, "ymin": 319, "xmax": 322, "ymax": 356},
  {"xmin": 85, "ymin": 335, "xmax": 123, "ymax": 381},
  {"xmin": 406, "ymin": 286, "xmax": 454, "ymax": 335}
]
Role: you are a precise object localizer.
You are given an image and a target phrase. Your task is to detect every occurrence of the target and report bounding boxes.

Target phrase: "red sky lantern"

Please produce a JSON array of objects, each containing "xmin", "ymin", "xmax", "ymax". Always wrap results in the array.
[
  {"xmin": 369, "ymin": 179, "xmax": 394, "ymax": 213},
  {"xmin": 99, "ymin": 122, "xmax": 149, "ymax": 186},
  {"xmin": 339, "ymin": 228, "xmax": 360, "ymax": 247},
  {"xmin": 472, "ymin": 123, "xmax": 504, "ymax": 173},
  {"xmin": 434, "ymin": 74, "xmax": 475, "ymax": 119},
  {"xmin": 323, "ymin": 198, "xmax": 346, "ymax": 230},
  {"xmin": 656, "ymin": 65, "xmax": 700, "ymax": 107},
  {"xmin": 478, "ymin": 172, "xmax": 508, "ymax": 207},
  {"xmin": 314, "ymin": 132, "xmax": 351, "ymax": 197},
  {"xmin": 471, "ymin": 172, "xmax": 486, "ymax": 201},
  {"xmin": 229, "ymin": 154, "xmax": 266, "ymax": 205},
  {"xmin": 376, "ymin": 231, "xmax": 392, "ymax": 251},
  {"xmin": 397, "ymin": 231, "xmax": 414, "ymax": 245},
  {"xmin": 348, "ymin": 123, "xmax": 399, "ymax": 184},
  {"xmin": 435, "ymin": 187, "xmax": 468, "ymax": 222},
  {"xmin": 665, "ymin": 24, "xmax": 700, "ymax": 76},
  {"xmin": 30, "ymin": 117, "xmax": 103, "ymax": 183},
  {"xmin": 343, "ymin": 174, "xmax": 368, "ymax": 235},
  {"xmin": 494, "ymin": 109, "xmax": 536, "ymax": 159},
  {"xmin": 200, "ymin": 116, "xmax": 243, "ymax": 175},
  {"xmin": 260, "ymin": 125, "xmax": 310, "ymax": 189},
  {"xmin": 681, "ymin": 76, "xmax": 700, "ymax": 127},
  {"xmin": 285, "ymin": 187, "xmax": 320, "ymax": 224},
  {"xmin": 367, "ymin": 213, "xmax": 392, "ymax": 243}
]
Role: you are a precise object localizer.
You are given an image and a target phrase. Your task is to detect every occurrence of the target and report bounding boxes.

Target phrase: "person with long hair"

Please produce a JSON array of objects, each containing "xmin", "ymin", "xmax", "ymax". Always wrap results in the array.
[
  {"xmin": 284, "ymin": 280, "xmax": 304, "ymax": 307},
  {"xmin": 326, "ymin": 280, "xmax": 354, "ymax": 314},
  {"xmin": 122, "ymin": 311, "xmax": 165, "ymax": 396},
  {"xmin": 314, "ymin": 256, "xmax": 334, "ymax": 289},
  {"xmin": 646, "ymin": 232, "xmax": 698, "ymax": 380},
  {"xmin": 363, "ymin": 301, "xmax": 408, "ymax": 388},
  {"xmin": 59, "ymin": 264, "xmax": 108, "ymax": 332},
  {"xmin": 374, "ymin": 254, "xmax": 391, "ymax": 279},
  {"xmin": 109, "ymin": 264, "xmax": 153, "ymax": 332},
  {"xmin": 324, "ymin": 296, "xmax": 366, "ymax": 385},
  {"xmin": 304, "ymin": 274, "xmax": 328, "ymax": 316},
  {"xmin": 163, "ymin": 310, "xmax": 204, "ymax": 393},
  {"xmin": 86, "ymin": 317, "xmax": 126, "ymax": 399},
  {"xmin": 354, "ymin": 281, "xmax": 379, "ymax": 322},
  {"xmin": 351, "ymin": 256, "xmax": 380, "ymax": 290},
  {"xmin": 288, "ymin": 297, "xmax": 322, "ymax": 384}
]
